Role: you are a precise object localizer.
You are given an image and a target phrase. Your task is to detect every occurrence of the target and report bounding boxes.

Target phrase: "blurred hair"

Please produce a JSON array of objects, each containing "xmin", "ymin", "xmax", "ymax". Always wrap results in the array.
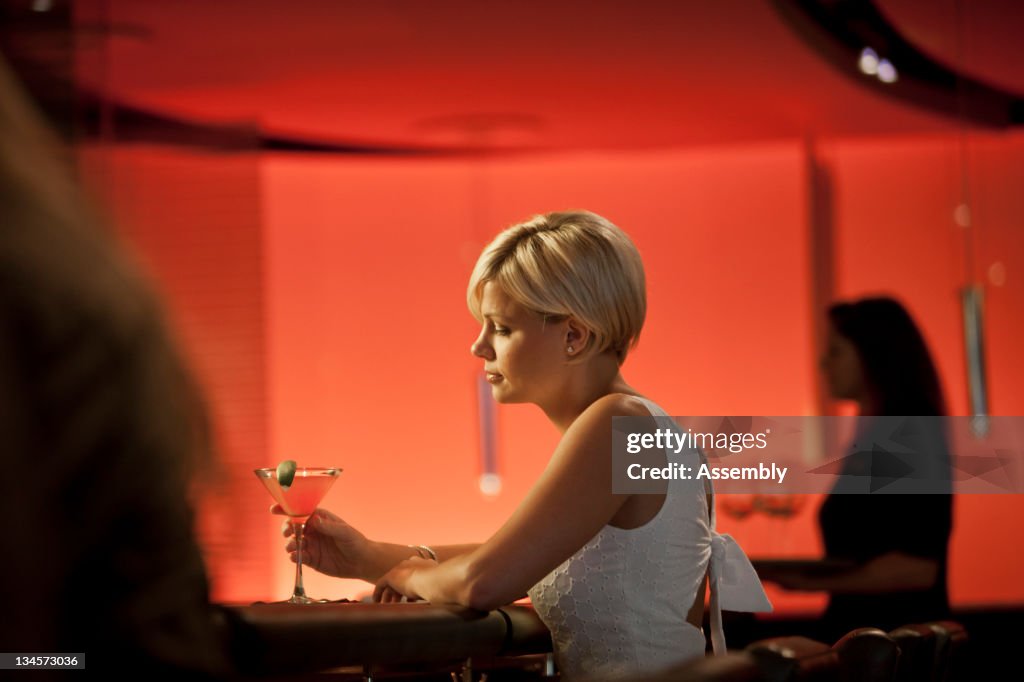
[
  {"xmin": 467, "ymin": 210, "xmax": 646, "ymax": 364},
  {"xmin": 1, "ymin": 55, "xmax": 225, "ymax": 674},
  {"xmin": 828, "ymin": 297, "xmax": 947, "ymax": 415},
  {"xmin": 0, "ymin": 57, "xmax": 214, "ymax": 485}
]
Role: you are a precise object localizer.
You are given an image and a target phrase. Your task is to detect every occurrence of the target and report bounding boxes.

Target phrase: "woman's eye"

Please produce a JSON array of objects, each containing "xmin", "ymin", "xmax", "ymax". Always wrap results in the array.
[{"xmin": 493, "ymin": 326, "xmax": 510, "ymax": 336}]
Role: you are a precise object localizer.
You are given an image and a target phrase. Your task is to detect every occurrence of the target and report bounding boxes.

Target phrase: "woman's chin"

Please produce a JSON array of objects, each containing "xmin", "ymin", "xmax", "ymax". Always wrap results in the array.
[{"xmin": 489, "ymin": 385, "xmax": 523, "ymax": 404}]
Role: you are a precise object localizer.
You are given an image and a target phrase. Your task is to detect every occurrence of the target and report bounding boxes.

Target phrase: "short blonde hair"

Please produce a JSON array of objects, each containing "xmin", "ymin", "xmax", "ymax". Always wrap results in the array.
[{"xmin": 468, "ymin": 210, "xmax": 646, "ymax": 364}]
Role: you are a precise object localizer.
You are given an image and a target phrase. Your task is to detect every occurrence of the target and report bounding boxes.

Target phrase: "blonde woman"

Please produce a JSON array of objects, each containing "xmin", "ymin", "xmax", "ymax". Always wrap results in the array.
[{"xmin": 282, "ymin": 211, "xmax": 769, "ymax": 678}]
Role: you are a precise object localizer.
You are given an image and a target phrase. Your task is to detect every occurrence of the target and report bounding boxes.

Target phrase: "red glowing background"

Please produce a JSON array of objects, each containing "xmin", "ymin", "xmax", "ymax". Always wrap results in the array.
[{"xmin": 58, "ymin": 0, "xmax": 1024, "ymax": 613}]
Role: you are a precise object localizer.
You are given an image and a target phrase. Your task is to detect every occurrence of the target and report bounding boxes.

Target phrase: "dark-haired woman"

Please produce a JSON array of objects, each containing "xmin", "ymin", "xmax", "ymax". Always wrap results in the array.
[{"xmin": 765, "ymin": 297, "xmax": 952, "ymax": 640}]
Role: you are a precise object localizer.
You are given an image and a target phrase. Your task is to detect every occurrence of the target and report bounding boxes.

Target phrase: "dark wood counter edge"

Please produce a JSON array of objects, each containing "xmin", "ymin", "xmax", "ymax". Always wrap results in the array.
[{"xmin": 215, "ymin": 602, "xmax": 551, "ymax": 676}]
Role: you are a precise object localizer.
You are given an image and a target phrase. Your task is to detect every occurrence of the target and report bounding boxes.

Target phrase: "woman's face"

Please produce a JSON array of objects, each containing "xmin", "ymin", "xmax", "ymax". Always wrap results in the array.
[
  {"xmin": 470, "ymin": 282, "xmax": 568, "ymax": 405},
  {"xmin": 821, "ymin": 324, "xmax": 867, "ymax": 402}
]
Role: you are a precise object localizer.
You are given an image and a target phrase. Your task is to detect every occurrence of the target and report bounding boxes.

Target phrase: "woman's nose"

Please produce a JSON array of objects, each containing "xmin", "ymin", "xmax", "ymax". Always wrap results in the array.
[{"xmin": 471, "ymin": 332, "xmax": 494, "ymax": 360}]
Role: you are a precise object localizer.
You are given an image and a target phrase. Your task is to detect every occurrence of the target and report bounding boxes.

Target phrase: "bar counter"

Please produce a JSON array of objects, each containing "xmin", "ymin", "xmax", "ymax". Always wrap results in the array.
[{"xmin": 218, "ymin": 602, "xmax": 552, "ymax": 677}]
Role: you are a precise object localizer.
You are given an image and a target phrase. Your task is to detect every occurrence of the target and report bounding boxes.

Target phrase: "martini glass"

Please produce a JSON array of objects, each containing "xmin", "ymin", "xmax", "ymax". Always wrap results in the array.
[{"xmin": 254, "ymin": 466, "xmax": 341, "ymax": 603}]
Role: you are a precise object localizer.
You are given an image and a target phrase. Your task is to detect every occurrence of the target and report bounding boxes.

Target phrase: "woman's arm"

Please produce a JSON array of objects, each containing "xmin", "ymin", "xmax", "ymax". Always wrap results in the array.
[
  {"xmin": 373, "ymin": 394, "xmax": 646, "ymax": 610},
  {"xmin": 279, "ymin": 507, "xmax": 482, "ymax": 583},
  {"xmin": 764, "ymin": 552, "xmax": 940, "ymax": 594},
  {"xmin": 360, "ymin": 542, "xmax": 481, "ymax": 582}
]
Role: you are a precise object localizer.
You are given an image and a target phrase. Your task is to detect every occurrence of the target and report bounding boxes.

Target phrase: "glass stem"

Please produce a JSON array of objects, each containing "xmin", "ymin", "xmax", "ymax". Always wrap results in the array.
[{"xmin": 292, "ymin": 520, "xmax": 307, "ymax": 601}]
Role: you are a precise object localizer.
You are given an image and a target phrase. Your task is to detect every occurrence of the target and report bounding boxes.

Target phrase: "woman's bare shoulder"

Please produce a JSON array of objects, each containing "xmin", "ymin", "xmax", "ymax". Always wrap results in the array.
[{"xmin": 582, "ymin": 392, "xmax": 654, "ymax": 421}]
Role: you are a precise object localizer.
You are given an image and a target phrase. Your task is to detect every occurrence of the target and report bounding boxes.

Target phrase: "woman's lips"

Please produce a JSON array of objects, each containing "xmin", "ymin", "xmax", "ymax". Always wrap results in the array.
[{"xmin": 485, "ymin": 372, "xmax": 504, "ymax": 384}]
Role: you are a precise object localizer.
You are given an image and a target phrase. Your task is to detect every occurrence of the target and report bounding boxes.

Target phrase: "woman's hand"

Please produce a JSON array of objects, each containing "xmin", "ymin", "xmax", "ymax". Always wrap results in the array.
[
  {"xmin": 274, "ymin": 506, "xmax": 374, "ymax": 580},
  {"xmin": 372, "ymin": 556, "xmax": 437, "ymax": 603},
  {"xmin": 760, "ymin": 553, "xmax": 937, "ymax": 594}
]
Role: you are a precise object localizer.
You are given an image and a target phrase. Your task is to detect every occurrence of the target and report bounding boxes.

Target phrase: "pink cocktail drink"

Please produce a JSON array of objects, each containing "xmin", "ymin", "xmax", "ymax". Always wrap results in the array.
[
  {"xmin": 258, "ymin": 470, "xmax": 338, "ymax": 523},
  {"xmin": 254, "ymin": 466, "xmax": 341, "ymax": 603}
]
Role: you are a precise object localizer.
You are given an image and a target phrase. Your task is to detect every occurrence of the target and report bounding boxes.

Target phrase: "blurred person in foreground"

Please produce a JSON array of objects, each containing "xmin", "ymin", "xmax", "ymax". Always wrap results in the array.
[{"xmin": 0, "ymin": 57, "xmax": 230, "ymax": 676}]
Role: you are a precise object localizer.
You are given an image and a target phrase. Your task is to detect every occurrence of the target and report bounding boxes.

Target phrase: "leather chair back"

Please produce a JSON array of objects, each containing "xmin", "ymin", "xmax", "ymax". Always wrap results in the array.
[
  {"xmin": 889, "ymin": 624, "xmax": 938, "ymax": 682},
  {"xmin": 833, "ymin": 627, "xmax": 899, "ymax": 682},
  {"xmin": 748, "ymin": 636, "xmax": 839, "ymax": 682},
  {"xmin": 928, "ymin": 621, "xmax": 967, "ymax": 682}
]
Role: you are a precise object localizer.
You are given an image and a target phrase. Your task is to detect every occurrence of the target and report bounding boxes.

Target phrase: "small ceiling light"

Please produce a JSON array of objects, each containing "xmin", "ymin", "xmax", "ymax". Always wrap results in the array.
[
  {"xmin": 954, "ymin": 203, "xmax": 972, "ymax": 227},
  {"xmin": 32, "ymin": 0, "xmax": 53, "ymax": 11},
  {"xmin": 988, "ymin": 262, "xmax": 1007, "ymax": 287},
  {"xmin": 479, "ymin": 472, "xmax": 502, "ymax": 496},
  {"xmin": 877, "ymin": 59, "xmax": 899, "ymax": 83},
  {"xmin": 859, "ymin": 47, "xmax": 880, "ymax": 75}
]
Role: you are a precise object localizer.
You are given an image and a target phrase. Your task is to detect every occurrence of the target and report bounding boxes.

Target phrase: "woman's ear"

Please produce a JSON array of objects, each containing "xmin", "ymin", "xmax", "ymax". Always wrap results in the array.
[{"xmin": 565, "ymin": 318, "xmax": 591, "ymax": 355}]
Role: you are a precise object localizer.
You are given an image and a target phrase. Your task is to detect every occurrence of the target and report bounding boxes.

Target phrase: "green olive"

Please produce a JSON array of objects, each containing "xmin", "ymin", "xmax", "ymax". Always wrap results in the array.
[{"xmin": 276, "ymin": 459, "xmax": 297, "ymax": 489}]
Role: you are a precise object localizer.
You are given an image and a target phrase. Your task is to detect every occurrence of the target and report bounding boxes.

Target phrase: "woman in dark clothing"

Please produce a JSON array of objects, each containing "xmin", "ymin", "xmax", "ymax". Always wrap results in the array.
[{"xmin": 764, "ymin": 297, "xmax": 952, "ymax": 641}]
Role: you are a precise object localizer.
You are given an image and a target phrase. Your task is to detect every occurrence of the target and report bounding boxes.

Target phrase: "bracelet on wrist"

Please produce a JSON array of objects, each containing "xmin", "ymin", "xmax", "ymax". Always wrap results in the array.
[{"xmin": 409, "ymin": 544, "xmax": 438, "ymax": 561}]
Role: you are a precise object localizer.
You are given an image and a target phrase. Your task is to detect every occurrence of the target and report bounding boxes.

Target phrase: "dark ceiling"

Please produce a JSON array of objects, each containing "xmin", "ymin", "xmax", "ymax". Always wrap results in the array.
[{"xmin": 7, "ymin": 0, "xmax": 1024, "ymax": 152}]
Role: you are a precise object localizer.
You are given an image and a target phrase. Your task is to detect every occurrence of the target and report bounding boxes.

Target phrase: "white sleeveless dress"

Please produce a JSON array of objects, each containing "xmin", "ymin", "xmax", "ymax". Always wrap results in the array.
[{"xmin": 527, "ymin": 398, "xmax": 772, "ymax": 679}]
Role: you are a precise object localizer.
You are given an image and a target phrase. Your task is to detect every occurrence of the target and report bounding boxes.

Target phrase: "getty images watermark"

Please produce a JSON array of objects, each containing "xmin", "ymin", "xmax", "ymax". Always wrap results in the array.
[{"xmin": 612, "ymin": 416, "xmax": 1024, "ymax": 495}]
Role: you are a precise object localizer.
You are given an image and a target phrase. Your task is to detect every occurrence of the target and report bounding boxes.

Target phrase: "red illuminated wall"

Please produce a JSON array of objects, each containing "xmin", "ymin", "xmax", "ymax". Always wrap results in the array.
[
  {"xmin": 78, "ymin": 145, "xmax": 271, "ymax": 602},
  {"xmin": 262, "ymin": 134, "xmax": 1024, "ymax": 610},
  {"xmin": 85, "ymin": 131, "xmax": 1024, "ymax": 611},
  {"xmin": 262, "ymin": 144, "xmax": 816, "ymax": 603}
]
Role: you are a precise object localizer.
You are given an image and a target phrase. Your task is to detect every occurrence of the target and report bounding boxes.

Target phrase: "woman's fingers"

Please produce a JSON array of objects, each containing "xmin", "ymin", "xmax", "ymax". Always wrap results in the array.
[
  {"xmin": 373, "ymin": 582, "xmax": 401, "ymax": 603},
  {"xmin": 286, "ymin": 542, "xmax": 319, "ymax": 566},
  {"xmin": 310, "ymin": 507, "xmax": 342, "ymax": 523}
]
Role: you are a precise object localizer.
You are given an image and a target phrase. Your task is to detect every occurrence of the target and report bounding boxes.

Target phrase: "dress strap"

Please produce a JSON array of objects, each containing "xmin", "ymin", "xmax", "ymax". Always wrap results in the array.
[{"xmin": 708, "ymin": 532, "xmax": 773, "ymax": 654}]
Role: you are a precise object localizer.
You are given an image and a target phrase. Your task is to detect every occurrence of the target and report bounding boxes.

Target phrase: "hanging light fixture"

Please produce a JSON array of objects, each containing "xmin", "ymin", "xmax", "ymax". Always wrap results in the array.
[{"xmin": 952, "ymin": 0, "xmax": 990, "ymax": 437}]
